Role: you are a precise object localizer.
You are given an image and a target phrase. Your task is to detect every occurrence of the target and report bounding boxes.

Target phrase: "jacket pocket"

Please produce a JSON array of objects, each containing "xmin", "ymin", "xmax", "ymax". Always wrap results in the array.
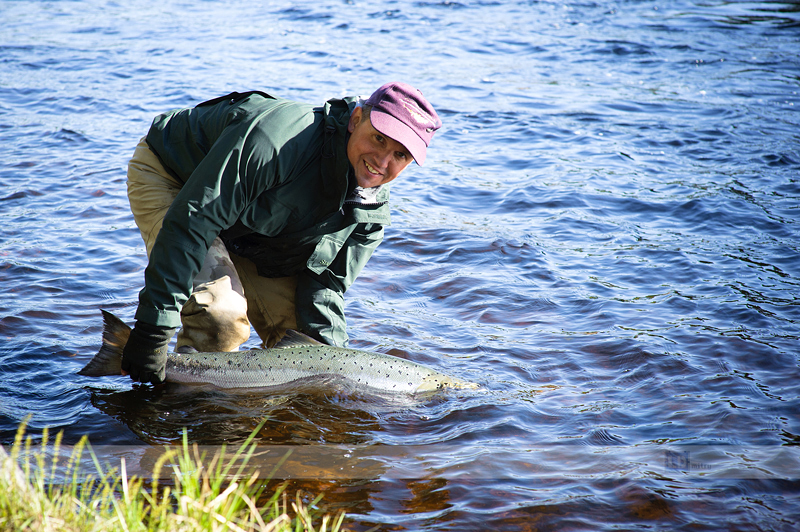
[{"xmin": 306, "ymin": 233, "xmax": 346, "ymax": 275}]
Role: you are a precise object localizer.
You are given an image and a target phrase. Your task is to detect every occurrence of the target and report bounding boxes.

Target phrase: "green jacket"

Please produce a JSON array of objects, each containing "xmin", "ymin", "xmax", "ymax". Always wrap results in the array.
[{"xmin": 136, "ymin": 91, "xmax": 391, "ymax": 346}]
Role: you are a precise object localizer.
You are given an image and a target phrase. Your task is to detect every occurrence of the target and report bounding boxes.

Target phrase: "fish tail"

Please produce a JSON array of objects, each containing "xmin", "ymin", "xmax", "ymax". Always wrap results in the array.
[{"xmin": 76, "ymin": 310, "xmax": 131, "ymax": 377}]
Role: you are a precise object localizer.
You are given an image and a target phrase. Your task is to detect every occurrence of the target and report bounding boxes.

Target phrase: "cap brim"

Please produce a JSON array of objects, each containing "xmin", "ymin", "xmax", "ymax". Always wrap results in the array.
[{"xmin": 369, "ymin": 109, "xmax": 427, "ymax": 166}]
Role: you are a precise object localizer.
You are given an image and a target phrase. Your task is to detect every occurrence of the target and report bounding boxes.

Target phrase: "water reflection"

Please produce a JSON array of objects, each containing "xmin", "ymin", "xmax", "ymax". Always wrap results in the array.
[{"xmin": 88, "ymin": 384, "xmax": 385, "ymax": 446}]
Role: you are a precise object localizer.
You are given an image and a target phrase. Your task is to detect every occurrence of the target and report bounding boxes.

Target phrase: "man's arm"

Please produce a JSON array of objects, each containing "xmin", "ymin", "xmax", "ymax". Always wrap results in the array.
[
  {"xmin": 134, "ymin": 125, "xmax": 261, "ymax": 329},
  {"xmin": 124, "ymin": 117, "xmax": 290, "ymax": 383},
  {"xmin": 122, "ymin": 130, "xmax": 256, "ymax": 383},
  {"xmin": 295, "ymin": 222, "xmax": 385, "ymax": 346}
]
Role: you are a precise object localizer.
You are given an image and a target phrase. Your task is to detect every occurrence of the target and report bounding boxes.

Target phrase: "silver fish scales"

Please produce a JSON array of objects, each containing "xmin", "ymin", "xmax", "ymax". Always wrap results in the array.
[{"xmin": 78, "ymin": 311, "xmax": 477, "ymax": 395}]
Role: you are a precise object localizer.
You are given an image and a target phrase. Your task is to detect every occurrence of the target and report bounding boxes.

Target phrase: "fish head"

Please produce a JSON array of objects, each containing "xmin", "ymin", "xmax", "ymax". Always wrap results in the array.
[{"xmin": 415, "ymin": 374, "xmax": 479, "ymax": 394}]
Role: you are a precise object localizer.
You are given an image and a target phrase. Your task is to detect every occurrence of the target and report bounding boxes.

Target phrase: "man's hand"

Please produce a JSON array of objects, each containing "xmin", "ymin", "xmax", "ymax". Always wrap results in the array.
[{"xmin": 121, "ymin": 321, "xmax": 176, "ymax": 384}]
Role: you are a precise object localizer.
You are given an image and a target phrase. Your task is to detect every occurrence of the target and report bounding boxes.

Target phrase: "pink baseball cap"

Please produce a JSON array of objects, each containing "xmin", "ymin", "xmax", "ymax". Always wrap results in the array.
[{"xmin": 365, "ymin": 82, "xmax": 442, "ymax": 165}]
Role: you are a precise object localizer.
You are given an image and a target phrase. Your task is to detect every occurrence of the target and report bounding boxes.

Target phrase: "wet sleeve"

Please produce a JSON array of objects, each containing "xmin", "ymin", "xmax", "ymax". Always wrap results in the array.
[{"xmin": 295, "ymin": 223, "xmax": 385, "ymax": 347}]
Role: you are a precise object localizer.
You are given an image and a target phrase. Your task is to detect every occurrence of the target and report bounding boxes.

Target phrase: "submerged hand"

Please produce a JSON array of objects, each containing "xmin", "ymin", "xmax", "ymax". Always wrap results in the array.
[{"xmin": 121, "ymin": 321, "xmax": 176, "ymax": 384}]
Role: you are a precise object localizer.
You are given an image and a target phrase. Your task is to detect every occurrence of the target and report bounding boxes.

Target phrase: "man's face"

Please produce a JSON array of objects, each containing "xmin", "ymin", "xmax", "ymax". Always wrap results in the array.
[{"xmin": 347, "ymin": 107, "xmax": 414, "ymax": 188}]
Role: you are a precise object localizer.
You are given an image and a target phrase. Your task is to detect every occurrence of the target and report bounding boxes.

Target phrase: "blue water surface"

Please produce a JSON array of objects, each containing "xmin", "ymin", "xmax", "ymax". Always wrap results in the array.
[{"xmin": 1, "ymin": 1, "xmax": 799, "ymax": 530}]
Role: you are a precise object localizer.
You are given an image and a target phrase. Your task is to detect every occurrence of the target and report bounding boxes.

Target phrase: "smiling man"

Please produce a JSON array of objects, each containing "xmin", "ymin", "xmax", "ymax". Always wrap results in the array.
[
  {"xmin": 122, "ymin": 82, "xmax": 441, "ymax": 384},
  {"xmin": 347, "ymin": 86, "xmax": 438, "ymax": 188}
]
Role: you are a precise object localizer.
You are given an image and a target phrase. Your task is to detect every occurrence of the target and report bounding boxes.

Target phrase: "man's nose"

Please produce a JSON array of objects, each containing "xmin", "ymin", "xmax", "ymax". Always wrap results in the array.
[{"xmin": 375, "ymin": 148, "xmax": 392, "ymax": 169}]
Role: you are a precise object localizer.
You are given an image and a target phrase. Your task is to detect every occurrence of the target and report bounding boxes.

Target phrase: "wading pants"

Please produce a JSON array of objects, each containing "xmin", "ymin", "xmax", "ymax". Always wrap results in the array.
[{"xmin": 126, "ymin": 137, "xmax": 298, "ymax": 351}]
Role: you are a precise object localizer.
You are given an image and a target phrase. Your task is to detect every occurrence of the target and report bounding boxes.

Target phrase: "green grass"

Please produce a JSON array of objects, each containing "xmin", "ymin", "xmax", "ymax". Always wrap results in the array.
[{"xmin": 1, "ymin": 420, "xmax": 346, "ymax": 532}]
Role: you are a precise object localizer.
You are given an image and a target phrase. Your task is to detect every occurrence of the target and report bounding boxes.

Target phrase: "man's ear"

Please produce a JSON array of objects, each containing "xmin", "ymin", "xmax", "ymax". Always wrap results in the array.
[{"xmin": 347, "ymin": 106, "xmax": 363, "ymax": 133}]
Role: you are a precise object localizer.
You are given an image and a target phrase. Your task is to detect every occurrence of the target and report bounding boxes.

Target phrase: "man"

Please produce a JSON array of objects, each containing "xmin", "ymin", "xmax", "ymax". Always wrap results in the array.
[{"xmin": 121, "ymin": 82, "xmax": 441, "ymax": 385}]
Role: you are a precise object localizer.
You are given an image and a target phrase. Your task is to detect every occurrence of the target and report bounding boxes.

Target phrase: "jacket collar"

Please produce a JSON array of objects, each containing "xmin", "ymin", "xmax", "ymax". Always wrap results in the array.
[
  {"xmin": 321, "ymin": 97, "xmax": 357, "ymax": 204},
  {"xmin": 345, "ymin": 184, "xmax": 389, "ymax": 206}
]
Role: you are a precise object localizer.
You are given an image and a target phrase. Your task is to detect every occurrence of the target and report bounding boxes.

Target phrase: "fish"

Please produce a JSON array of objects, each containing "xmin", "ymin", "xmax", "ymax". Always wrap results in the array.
[{"xmin": 78, "ymin": 310, "xmax": 477, "ymax": 395}]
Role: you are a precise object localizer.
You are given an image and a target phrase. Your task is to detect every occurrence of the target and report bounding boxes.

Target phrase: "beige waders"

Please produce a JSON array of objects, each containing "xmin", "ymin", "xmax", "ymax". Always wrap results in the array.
[{"xmin": 126, "ymin": 137, "xmax": 297, "ymax": 350}]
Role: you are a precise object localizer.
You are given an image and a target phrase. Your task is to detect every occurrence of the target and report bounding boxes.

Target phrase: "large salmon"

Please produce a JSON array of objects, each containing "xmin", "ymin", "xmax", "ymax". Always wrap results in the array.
[{"xmin": 78, "ymin": 311, "xmax": 477, "ymax": 395}]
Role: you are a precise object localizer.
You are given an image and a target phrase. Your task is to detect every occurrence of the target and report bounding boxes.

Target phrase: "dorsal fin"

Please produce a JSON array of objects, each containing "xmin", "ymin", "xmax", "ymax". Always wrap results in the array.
[{"xmin": 273, "ymin": 329, "xmax": 326, "ymax": 349}]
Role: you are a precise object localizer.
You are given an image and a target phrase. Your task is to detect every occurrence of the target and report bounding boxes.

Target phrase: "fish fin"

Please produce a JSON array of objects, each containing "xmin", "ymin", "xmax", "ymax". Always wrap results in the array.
[
  {"xmin": 272, "ymin": 329, "xmax": 325, "ymax": 349},
  {"xmin": 77, "ymin": 310, "xmax": 131, "ymax": 377}
]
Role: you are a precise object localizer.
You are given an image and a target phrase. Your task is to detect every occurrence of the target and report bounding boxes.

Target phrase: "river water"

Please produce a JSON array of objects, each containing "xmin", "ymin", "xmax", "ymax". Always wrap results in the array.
[{"xmin": 2, "ymin": 0, "xmax": 799, "ymax": 530}]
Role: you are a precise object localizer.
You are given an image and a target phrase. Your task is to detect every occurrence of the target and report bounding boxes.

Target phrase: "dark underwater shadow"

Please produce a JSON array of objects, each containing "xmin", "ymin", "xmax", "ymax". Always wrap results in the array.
[{"xmin": 86, "ymin": 379, "xmax": 403, "ymax": 447}]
